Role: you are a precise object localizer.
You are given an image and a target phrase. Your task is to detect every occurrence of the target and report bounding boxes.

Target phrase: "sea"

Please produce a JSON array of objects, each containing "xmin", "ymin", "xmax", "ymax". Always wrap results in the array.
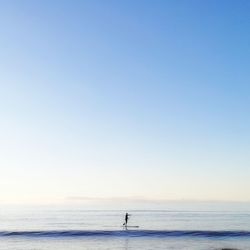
[{"xmin": 1, "ymin": 207, "xmax": 250, "ymax": 250}]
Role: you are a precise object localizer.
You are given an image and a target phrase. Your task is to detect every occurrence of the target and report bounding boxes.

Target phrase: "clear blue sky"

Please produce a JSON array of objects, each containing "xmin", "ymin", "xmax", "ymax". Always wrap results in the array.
[{"xmin": 0, "ymin": 0, "xmax": 249, "ymax": 205}]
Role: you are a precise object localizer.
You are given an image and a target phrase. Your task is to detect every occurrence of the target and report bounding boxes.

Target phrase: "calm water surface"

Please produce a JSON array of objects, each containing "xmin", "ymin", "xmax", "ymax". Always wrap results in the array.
[{"xmin": 0, "ymin": 207, "xmax": 250, "ymax": 249}]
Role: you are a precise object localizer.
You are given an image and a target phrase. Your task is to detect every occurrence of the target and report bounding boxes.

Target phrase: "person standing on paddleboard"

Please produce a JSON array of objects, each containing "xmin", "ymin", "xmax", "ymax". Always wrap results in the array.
[{"xmin": 124, "ymin": 212, "xmax": 130, "ymax": 226}]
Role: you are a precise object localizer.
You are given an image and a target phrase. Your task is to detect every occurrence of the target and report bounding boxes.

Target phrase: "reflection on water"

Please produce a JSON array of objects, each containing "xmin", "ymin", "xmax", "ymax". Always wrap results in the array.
[{"xmin": 124, "ymin": 237, "xmax": 129, "ymax": 250}]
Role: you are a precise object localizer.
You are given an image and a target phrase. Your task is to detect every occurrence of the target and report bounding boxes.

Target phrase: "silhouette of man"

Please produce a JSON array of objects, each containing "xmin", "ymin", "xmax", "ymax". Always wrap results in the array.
[{"xmin": 124, "ymin": 212, "xmax": 130, "ymax": 226}]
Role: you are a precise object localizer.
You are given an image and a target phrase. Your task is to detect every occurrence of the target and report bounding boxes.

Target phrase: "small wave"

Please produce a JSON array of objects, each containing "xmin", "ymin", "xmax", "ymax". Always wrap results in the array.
[{"xmin": 1, "ymin": 230, "xmax": 250, "ymax": 238}]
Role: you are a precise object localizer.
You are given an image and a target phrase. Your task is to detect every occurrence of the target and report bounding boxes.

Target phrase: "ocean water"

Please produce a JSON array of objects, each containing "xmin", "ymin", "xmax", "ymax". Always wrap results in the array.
[{"xmin": 0, "ymin": 207, "xmax": 250, "ymax": 250}]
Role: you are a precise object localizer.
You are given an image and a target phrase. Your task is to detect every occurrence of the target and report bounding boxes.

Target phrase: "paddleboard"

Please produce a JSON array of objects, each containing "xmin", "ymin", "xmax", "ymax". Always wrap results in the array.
[{"xmin": 122, "ymin": 225, "xmax": 139, "ymax": 228}]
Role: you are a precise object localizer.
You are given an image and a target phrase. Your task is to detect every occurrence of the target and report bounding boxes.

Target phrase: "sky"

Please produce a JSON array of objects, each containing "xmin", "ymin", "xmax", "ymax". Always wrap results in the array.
[{"xmin": 0, "ymin": 0, "xmax": 250, "ymax": 207}]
